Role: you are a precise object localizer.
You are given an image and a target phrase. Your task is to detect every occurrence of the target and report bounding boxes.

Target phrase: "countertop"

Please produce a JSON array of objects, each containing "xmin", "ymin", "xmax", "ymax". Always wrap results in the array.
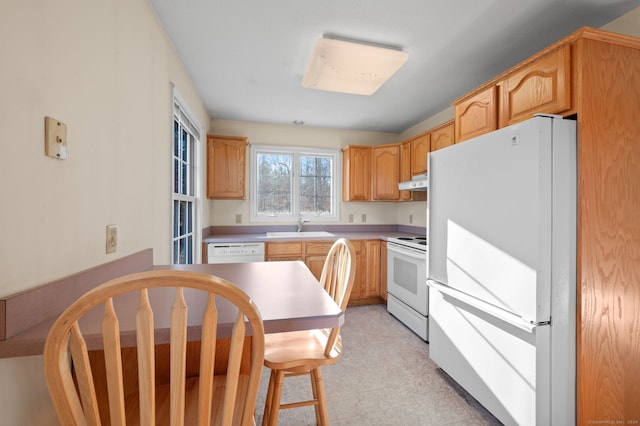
[{"xmin": 202, "ymin": 224, "xmax": 426, "ymax": 244}]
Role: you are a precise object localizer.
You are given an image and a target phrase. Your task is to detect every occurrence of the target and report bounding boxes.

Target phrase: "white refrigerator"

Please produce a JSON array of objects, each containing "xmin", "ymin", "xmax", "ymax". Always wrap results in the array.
[{"xmin": 426, "ymin": 115, "xmax": 576, "ymax": 426}]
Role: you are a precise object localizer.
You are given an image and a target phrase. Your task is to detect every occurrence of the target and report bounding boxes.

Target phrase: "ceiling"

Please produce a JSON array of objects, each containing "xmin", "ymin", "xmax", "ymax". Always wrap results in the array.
[{"xmin": 149, "ymin": 0, "xmax": 640, "ymax": 134}]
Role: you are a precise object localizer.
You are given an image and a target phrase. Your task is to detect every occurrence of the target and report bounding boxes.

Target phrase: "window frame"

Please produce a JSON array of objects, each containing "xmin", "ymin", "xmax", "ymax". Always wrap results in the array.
[
  {"xmin": 249, "ymin": 144, "xmax": 341, "ymax": 223},
  {"xmin": 171, "ymin": 87, "xmax": 202, "ymax": 264}
]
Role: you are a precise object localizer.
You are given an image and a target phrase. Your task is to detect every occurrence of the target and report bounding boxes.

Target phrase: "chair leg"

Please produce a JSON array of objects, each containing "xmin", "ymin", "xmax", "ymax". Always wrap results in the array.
[
  {"xmin": 265, "ymin": 369, "xmax": 285, "ymax": 426},
  {"xmin": 262, "ymin": 369, "xmax": 276, "ymax": 426},
  {"xmin": 311, "ymin": 368, "xmax": 329, "ymax": 426}
]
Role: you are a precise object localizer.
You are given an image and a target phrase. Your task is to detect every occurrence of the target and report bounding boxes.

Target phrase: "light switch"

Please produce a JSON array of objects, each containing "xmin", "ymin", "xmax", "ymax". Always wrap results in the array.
[{"xmin": 45, "ymin": 116, "xmax": 67, "ymax": 160}]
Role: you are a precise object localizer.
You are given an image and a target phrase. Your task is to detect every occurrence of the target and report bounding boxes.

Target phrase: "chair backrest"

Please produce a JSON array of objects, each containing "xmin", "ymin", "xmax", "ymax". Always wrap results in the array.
[
  {"xmin": 318, "ymin": 238, "xmax": 356, "ymax": 357},
  {"xmin": 43, "ymin": 270, "xmax": 265, "ymax": 426}
]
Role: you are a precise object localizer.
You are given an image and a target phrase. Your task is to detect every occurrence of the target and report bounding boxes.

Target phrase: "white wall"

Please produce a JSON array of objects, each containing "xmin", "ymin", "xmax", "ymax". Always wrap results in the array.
[
  {"xmin": 0, "ymin": 0, "xmax": 209, "ymax": 423},
  {"xmin": 602, "ymin": 5, "xmax": 640, "ymax": 36}
]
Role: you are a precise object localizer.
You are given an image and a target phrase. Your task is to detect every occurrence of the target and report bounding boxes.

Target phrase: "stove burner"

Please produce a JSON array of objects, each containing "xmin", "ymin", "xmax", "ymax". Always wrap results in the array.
[{"xmin": 387, "ymin": 236, "xmax": 428, "ymax": 251}]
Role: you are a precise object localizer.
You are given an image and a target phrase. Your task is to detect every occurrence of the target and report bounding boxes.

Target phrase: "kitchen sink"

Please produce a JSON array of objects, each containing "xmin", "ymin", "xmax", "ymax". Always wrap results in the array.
[{"xmin": 266, "ymin": 231, "xmax": 335, "ymax": 238}]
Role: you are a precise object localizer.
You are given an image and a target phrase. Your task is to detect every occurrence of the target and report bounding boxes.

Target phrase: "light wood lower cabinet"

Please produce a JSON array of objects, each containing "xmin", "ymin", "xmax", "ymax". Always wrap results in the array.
[{"xmin": 265, "ymin": 239, "xmax": 382, "ymax": 306}]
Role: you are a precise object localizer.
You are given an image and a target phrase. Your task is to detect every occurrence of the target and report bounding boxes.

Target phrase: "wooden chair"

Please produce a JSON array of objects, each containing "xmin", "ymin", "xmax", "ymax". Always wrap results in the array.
[
  {"xmin": 262, "ymin": 238, "xmax": 355, "ymax": 426},
  {"xmin": 43, "ymin": 270, "xmax": 265, "ymax": 426}
]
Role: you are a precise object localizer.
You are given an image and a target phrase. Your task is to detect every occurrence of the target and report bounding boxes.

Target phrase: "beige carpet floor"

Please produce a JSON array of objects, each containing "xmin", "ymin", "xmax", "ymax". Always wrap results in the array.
[{"xmin": 254, "ymin": 304, "xmax": 502, "ymax": 425}]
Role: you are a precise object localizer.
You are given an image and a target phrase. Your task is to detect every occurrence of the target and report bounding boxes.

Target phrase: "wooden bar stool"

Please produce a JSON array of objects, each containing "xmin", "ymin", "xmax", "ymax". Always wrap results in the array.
[{"xmin": 262, "ymin": 238, "xmax": 356, "ymax": 426}]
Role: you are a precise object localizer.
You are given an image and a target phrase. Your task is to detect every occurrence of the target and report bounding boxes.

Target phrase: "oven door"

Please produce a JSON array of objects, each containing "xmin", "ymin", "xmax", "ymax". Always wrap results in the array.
[{"xmin": 386, "ymin": 242, "xmax": 428, "ymax": 315}]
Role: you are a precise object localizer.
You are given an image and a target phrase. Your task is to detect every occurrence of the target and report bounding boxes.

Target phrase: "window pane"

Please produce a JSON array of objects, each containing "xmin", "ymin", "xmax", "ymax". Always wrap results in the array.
[
  {"xmin": 181, "ymin": 129, "xmax": 188, "ymax": 161},
  {"xmin": 181, "ymin": 160, "xmax": 188, "ymax": 195},
  {"xmin": 174, "ymin": 121, "xmax": 179, "ymax": 157},
  {"xmin": 173, "ymin": 240, "xmax": 180, "ymax": 264},
  {"xmin": 299, "ymin": 156, "xmax": 333, "ymax": 214},
  {"xmin": 186, "ymin": 235, "xmax": 193, "ymax": 263},
  {"xmin": 257, "ymin": 152, "xmax": 293, "ymax": 215}
]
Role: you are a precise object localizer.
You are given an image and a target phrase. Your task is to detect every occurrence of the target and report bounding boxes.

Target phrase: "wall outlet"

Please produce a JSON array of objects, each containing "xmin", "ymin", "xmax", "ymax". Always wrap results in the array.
[
  {"xmin": 409, "ymin": 214, "xmax": 413, "ymax": 224},
  {"xmin": 235, "ymin": 213, "xmax": 242, "ymax": 224},
  {"xmin": 361, "ymin": 214, "xmax": 367, "ymax": 223},
  {"xmin": 106, "ymin": 225, "xmax": 117, "ymax": 254},
  {"xmin": 348, "ymin": 214, "xmax": 354, "ymax": 223}
]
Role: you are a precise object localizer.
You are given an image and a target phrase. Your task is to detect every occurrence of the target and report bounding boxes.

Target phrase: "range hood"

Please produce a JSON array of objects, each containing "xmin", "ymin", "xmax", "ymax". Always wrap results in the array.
[{"xmin": 398, "ymin": 173, "xmax": 428, "ymax": 191}]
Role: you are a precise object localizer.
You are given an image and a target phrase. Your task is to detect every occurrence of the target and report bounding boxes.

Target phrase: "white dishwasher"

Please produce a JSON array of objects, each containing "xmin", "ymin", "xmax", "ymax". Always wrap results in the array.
[{"xmin": 206, "ymin": 242, "xmax": 265, "ymax": 264}]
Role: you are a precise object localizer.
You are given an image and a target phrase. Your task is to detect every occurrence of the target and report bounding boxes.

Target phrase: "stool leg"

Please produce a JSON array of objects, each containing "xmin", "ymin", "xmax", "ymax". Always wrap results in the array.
[
  {"xmin": 311, "ymin": 368, "xmax": 329, "ymax": 426},
  {"xmin": 266, "ymin": 370, "xmax": 285, "ymax": 426},
  {"xmin": 262, "ymin": 369, "xmax": 276, "ymax": 426}
]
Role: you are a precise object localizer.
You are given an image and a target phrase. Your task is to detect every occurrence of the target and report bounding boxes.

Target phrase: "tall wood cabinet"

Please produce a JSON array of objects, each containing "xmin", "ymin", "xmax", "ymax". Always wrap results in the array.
[
  {"xmin": 341, "ymin": 145, "xmax": 371, "ymax": 201},
  {"xmin": 206, "ymin": 135, "xmax": 247, "ymax": 199},
  {"xmin": 371, "ymin": 144, "xmax": 400, "ymax": 200},
  {"xmin": 452, "ymin": 27, "xmax": 640, "ymax": 423},
  {"xmin": 410, "ymin": 133, "xmax": 430, "ymax": 175}
]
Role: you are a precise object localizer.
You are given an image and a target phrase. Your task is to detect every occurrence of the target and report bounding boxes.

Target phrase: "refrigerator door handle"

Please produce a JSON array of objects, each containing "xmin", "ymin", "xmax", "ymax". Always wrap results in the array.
[{"xmin": 427, "ymin": 279, "xmax": 544, "ymax": 333}]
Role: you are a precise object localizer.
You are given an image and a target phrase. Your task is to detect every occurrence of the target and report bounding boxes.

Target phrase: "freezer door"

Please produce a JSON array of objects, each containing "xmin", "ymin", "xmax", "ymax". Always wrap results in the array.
[{"xmin": 427, "ymin": 116, "xmax": 574, "ymax": 323}]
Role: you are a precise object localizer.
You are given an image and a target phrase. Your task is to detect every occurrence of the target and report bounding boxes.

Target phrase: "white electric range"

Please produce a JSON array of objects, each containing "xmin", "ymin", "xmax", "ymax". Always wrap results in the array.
[{"xmin": 386, "ymin": 236, "xmax": 429, "ymax": 340}]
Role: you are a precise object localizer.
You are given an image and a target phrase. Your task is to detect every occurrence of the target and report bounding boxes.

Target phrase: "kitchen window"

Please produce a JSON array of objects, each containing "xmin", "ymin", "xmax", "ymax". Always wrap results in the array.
[
  {"xmin": 171, "ymin": 88, "xmax": 201, "ymax": 264},
  {"xmin": 250, "ymin": 145, "xmax": 340, "ymax": 222}
]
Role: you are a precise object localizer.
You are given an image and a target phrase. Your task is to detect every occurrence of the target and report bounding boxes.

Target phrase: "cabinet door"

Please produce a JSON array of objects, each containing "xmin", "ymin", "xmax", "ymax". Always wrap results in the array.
[
  {"xmin": 265, "ymin": 242, "xmax": 303, "ymax": 261},
  {"xmin": 499, "ymin": 45, "xmax": 571, "ymax": 127},
  {"xmin": 371, "ymin": 145, "xmax": 400, "ymax": 201},
  {"xmin": 305, "ymin": 255, "xmax": 327, "ymax": 280},
  {"xmin": 430, "ymin": 121, "xmax": 455, "ymax": 151},
  {"xmin": 364, "ymin": 240, "xmax": 381, "ymax": 298},
  {"xmin": 346, "ymin": 241, "xmax": 364, "ymax": 303},
  {"xmin": 342, "ymin": 146, "xmax": 371, "ymax": 201},
  {"xmin": 304, "ymin": 241, "xmax": 333, "ymax": 280},
  {"xmin": 454, "ymin": 85, "xmax": 498, "ymax": 142},
  {"xmin": 410, "ymin": 133, "xmax": 430, "ymax": 176},
  {"xmin": 206, "ymin": 135, "xmax": 247, "ymax": 199}
]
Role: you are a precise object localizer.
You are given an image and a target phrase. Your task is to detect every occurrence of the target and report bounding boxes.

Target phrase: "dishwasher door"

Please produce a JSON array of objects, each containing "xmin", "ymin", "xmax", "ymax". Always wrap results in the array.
[{"xmin": 207, "ymin": 242, "xmax": 265, "ymax": 263}]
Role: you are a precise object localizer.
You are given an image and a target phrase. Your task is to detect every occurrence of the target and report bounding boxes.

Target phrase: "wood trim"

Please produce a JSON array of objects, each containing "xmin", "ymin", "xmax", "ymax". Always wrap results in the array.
[
  {"xmin": 0, "ymin": 249, "xmax": 153, "ymax": 341},
  {"xmin": 575, "ymin": 37, "xmax": 640, "ymax": 424}
]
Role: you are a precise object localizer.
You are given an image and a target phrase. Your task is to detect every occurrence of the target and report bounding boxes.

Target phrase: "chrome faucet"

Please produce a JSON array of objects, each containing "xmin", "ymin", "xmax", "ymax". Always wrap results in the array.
[{"xmin": 297, "ymin": 216, "xmax": 311, "ymax": 232}]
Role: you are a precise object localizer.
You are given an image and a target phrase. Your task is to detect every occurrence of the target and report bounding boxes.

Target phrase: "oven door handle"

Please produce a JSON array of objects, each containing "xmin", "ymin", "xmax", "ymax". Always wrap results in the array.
[{"xmin": 387, "ymin": 243, "xmax": 426, "ymax": 260}]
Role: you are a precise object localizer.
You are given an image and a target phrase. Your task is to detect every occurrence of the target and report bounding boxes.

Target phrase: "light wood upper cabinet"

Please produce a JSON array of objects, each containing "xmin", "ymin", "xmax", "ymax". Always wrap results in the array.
[
  {"xmin": 206, "ymin": 135, "xmax": 247, "ymax": 199},
  {"xmin": 430, "ymin": 120, "xmax": 455, "ymax": 151},
  {"xmin": 454, "ymin": 85, "xmax": 498, "ymax": 142},
  {"xmin": 454, "ymin": 44, "xmax": 572, "ymax": 141},
  {"xmin": 499, "ymin": 45, "xmax": 571, "ymax": 127},
  {"xmin": 342, "ymin": 145, "xmax": 371, "ymax": 201},
  {"xmin": 371, "ymin": 144, "xmax": 400, "ymax": 201},
  {"xmin": 410, "ymin": 133, "xmax": 431, "ymax": 176}
]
